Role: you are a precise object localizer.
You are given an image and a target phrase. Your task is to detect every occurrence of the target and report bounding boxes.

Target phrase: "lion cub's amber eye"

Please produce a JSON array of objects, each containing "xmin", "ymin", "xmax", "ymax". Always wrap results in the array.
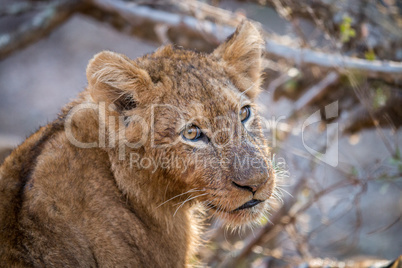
[
  {"xmin": 239, "ymin": 105, "xmax": 251, "ymax": 122},
  {"xmin": 182, "ymin": 125, "xmax": 202, "ymax": 141}
]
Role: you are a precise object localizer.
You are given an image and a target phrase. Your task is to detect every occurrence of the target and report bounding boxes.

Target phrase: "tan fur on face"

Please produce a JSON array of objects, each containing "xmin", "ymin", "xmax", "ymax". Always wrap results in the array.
[{"xmin": 0, "ymin": 21, "xmax": 275, "ymax": 267}]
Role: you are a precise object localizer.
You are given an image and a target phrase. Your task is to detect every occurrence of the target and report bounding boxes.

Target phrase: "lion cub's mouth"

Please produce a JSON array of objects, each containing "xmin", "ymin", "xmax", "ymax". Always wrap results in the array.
[
  {"xmin": 233, "ymin": 199, "xmax": 264, "ymax": 212},
  {"xmin": 207, "ymin": 199, "xmax": 264, "ymax": 214}
]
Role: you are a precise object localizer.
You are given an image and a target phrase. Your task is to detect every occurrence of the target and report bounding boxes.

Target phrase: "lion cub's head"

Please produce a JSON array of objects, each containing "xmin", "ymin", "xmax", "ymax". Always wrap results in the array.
[{"xmin": 85, "ymin": 21, "xmax": 275, "ymax": 226}]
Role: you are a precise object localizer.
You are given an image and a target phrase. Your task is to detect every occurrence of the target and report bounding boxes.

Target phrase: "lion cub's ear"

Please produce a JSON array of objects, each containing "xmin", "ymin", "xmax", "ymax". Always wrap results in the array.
[
  {"xmin": 86, "ymin": 51, "xmax": 152, "ymax": 111},
  {"xmin": 213, "ymin": 21, "xmax": 264, "ymax": 99}
]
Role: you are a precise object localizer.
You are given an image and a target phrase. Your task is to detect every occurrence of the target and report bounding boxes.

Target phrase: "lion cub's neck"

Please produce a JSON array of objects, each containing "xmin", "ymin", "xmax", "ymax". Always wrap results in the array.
[{"xmin": 108, "ymin": 151, "xmax": 202, "ymax": 255}]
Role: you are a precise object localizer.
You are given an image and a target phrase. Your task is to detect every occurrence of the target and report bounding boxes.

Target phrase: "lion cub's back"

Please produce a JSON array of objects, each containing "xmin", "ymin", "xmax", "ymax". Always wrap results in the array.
[{"xmin": 0, "ymin": 123, "xmax": 62, "ymax": 265}]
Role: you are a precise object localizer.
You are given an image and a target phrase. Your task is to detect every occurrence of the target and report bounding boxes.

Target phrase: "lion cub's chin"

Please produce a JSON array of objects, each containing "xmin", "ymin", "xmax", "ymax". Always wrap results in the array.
[{"xmin": 211, "ymin": 201, "xmax": 269, "ymax": 227}]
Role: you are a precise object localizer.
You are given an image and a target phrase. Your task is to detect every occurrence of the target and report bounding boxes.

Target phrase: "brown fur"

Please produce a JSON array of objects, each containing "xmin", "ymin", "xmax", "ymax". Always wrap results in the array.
[{"xmin": 0, "ymin": 21, "xmax": 275, "ymax": 267}]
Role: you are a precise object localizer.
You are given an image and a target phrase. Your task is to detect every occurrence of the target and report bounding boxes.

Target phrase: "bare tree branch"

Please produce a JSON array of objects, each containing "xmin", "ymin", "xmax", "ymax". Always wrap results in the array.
[
  {"xmin": 0, "ymin": 2, "xmax": 42, "ymax": 16},
  {"xmin": 1, "ymin": 0, "xmax": 401, "ymax": 82},
  {"xmin": 293, "ymin": 71, "xmax": 340, "ymax": 112},
  {"xmin": 86, "ymin": 0, "xmax": 402, "ymax": 82},
  {"xmin": 0, "ymin": 0, "xmax": 82, "ymax": 60},
  {"xmin": 240, "ymin": 0, "xmax": 402, "ymax": 60},
  {"xmin": 265, "ymin": 40, "xmax": 402, "ymax": 82}
]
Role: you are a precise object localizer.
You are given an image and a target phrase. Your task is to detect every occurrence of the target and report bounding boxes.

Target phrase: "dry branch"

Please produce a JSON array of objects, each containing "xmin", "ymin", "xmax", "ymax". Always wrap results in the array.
[
  {"xmin": 0, "ymin": 2, "xmax": 40, "ymax": 16},
  {"xmin": 85, "ymin": 0, "xmax": 402, "ymax": 83},
  {"xmin": 1, "ymin": 0, "xmax": 401, "ymax": 82},
  {"xmin": 293, "ymin": 71, "xmax": 339, "ymax": 112},
  {"xmin": 245, "ymin": 0, "xmax": 402, "ymax": 60},
  {"xmin": 265, "ymin": 40, "xmax": 402, "ymax": 82},
  {"xmin": 0, "ymin": 0, "xmax": 82, "ymax": 60},
  {"xmin": 343, "ymin": 87, "xmax": 402, "ymax": 134},
  {"xmin": 84, "ymin": 0, "xmax": 235, "ymax": 50}
]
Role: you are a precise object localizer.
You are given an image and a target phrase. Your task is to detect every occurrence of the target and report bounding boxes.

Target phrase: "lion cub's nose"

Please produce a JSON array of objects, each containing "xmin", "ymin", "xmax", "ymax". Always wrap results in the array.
[{"xmin": 232, "ymin": 179, "xmax": 266, "ymax": 194}]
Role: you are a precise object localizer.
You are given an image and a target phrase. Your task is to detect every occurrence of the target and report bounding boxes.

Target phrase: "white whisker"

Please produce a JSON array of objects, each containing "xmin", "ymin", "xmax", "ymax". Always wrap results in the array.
[
  {"xmin": 156, "ymin": 188, "xmax": 202, "ymax": 208},
  {"xmin": 173, "ymin": 193, "xmax": 208, "ymax": 217}
]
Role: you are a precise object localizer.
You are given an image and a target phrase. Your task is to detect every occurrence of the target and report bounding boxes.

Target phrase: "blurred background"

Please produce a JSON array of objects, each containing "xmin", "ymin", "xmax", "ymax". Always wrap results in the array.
[{"xmin": 0, "ymin": 0, "xmax": 401, "ymax": 267}]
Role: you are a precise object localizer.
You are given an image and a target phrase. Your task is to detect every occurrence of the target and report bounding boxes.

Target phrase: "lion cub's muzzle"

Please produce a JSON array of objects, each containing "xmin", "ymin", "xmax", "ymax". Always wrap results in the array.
[
  {"xmin": 204, "ymin": 142, "xmax": 275, "ymax": 225},
  {"xmin": 228, "ymin": 143, "xmax": 274, "ymax": 203},
  {"xmin": 231, "ymin": 158, "xmax": 271, "ymax": 192}
]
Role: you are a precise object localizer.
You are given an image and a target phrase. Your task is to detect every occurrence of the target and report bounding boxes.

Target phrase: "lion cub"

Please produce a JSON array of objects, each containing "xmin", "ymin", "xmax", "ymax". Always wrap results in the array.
[{"xmin": 0, "ymin": 21, "xmax": 275, "ymax": 267}]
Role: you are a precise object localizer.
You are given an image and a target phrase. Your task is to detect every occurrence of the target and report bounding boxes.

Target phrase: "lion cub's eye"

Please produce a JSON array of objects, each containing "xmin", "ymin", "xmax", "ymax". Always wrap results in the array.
[
  {"xmin": 239, "ymin": 105, "xmax": 251, "ymax": 122},
  {"xmin": 182, "ymin": 124, "xmax": 203, "ymax": 141}
]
